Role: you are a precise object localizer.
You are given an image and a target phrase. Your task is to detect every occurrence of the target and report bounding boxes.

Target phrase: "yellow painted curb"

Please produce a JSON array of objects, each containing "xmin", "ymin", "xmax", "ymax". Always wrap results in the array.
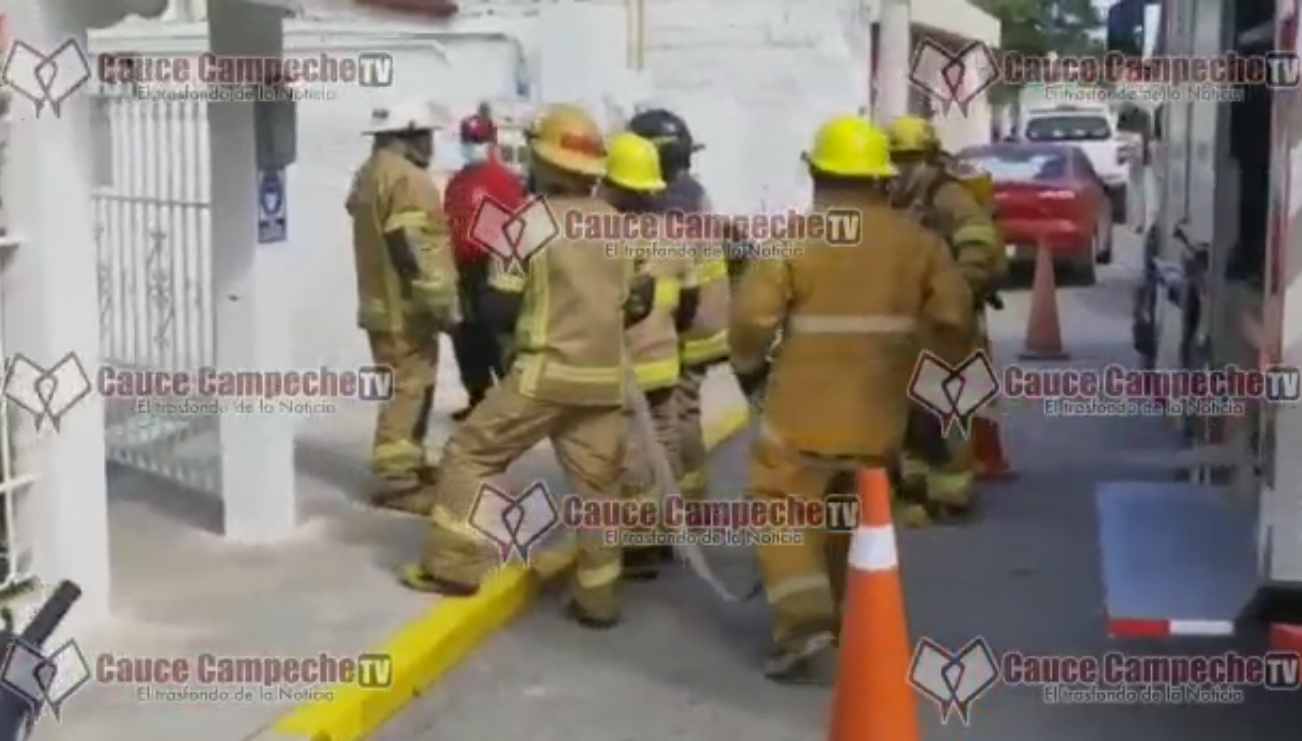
[
  {"xmin": 264, "ymin": 403, "xmax": 751, "ymax": 741},
  {"xmin": 702, "ymin": 403, "xmax": 751, "ymax": 452}
]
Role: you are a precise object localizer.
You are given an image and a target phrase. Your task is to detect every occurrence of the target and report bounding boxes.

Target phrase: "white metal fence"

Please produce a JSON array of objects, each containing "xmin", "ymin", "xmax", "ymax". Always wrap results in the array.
[
  {"xmin": 0, "ymin": 235, "xmax": 38, "ymax": 592},
  {"xmin": 92, "ymin": 83, "xmax": 220, "ymax": 494},
  {"xmin": 0, "ymin": 98, "xmax": 37, "ymax": 590}
]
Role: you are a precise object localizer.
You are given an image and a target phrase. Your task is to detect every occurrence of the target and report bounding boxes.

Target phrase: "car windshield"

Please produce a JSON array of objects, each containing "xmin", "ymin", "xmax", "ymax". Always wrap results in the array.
[
  {"xmin": 962, "ymin": 151, "xmax": 1068, "ymax": 182},
  {"xmin": 1024, "ymin": 115, "xmax": 1112, "ymax": 142}
]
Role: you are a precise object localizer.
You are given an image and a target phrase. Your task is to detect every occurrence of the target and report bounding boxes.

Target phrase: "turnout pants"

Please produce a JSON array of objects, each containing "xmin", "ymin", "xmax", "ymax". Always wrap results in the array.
[
  {"xmin": 673, "ymin": 363, "xmax": 711, "ymax": 502},
  {"xmin": 900, "ymin": 410, "xmax": 975, "ymax": 509},
  {"xmin": 622, "ymin": 386, "xmax": 681, "ymax": 540},
  {"xmin": 422, "ymin": 370, "xmax": 627, "ymax": 619},
  {"xmin": 451, "ymin": 260, "xmax": 505, "ymax": 398},
  {"xmin": 367, "ymin": 329, "xmax": 438, "ymax": 484},
  {"xmin": 901, "ymin": 311, "xmax": 990, "ymax": 510},
  {"xmin": 749, "ymin": 433, "xmax": 894, "ymax": 651}
]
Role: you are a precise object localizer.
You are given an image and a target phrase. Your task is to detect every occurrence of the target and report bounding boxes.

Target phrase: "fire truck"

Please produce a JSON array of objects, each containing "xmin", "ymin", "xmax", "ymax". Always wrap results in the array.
[{"xmin": 1105, "ymin": 0, "xmax": 1302, "ymax": 647}]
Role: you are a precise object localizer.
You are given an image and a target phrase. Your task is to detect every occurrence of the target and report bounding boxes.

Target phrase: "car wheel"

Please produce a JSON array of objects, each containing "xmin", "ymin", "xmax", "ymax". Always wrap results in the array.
[
  {"xmin": 1097, "ymin": 220, "xmax": 1114, "ymax": 265},
  {"xmin": 1110, "ymin": 186, "xmax": 1128, "ymax": 224},
  {"xmin": 1077, "ymin": 231, "xmax": 1099, "ymax": 286}
]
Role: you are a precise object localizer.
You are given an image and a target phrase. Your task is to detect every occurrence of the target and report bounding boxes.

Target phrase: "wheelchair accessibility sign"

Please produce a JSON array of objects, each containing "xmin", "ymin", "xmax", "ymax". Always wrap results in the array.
[{"xmin": 258, "ymin": 168, "xmax": 287, "ymax": 243}]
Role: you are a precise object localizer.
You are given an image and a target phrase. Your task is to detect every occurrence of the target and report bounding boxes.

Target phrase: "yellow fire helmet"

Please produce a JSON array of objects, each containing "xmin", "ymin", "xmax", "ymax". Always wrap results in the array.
[
  {"xmin": 805, "ymin": 115, "xmax": 898, "ymax": 179},
  {"xmin": 605, "ymin": 132, "xmax": 667, "ymax": 192},
  {"xmin": 528, "ymin": 104, "xmax": 608, "ymax": 177},
  {"xmin": 887, "ymin": 115, "xmax": 941, "ymax": 154}
]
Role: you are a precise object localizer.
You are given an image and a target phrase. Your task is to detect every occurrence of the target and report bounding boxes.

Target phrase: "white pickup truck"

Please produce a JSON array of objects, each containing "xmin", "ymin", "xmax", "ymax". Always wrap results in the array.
[{"xmin": 1020, "ymin": 104, "xmax": 1135, "ymax": 222}]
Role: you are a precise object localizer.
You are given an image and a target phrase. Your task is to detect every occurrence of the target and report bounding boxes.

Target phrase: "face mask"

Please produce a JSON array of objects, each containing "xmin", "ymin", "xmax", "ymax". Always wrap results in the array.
[{"xmin": 461, "ymin": 143, "xmax": 491, "ymax": 165}]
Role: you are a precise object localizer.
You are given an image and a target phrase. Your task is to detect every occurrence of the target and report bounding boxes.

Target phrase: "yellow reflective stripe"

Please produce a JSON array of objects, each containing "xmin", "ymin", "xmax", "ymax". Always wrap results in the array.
[
  {"xmin": 530, "ymin": 250, "xmax": 551, "ymax": 346},
  {"xmin": 635, "ymin": 355, "xmax": 680, "ymax": 389},
  {"xmin": 518, "ymin": 252, "xmax": 550, "ymax": 395},
  {"xmin": 682, "ymin": 330, "xmax": 728, "ymax": 364},
  {"xmin": 927, "ymin": 471, "xmax": 974, "ymax": 497},
  {"xmin": 953, "ymin": 223, "xmax": 999, "ymax": 247},
  {"xmin": 653, "ymin": 277, "xmax": 681, "ymax": 311},
  {"xmin": 489, "ymin": 269, "xmax": 526, "ymax": 293},
  {"xmin": 373, "ymin": 439, "xmax": 423, "ymax": 467},
  {"xmin": 518, "ymin": 355, "xmax": 544, "ymax": 396},
  {"xmin": 432, "ymin": 505, "xmax": 485, "ymax": 542},
  {"xmin": 765, "ymin": 574, "xmax": 831, "ymax": 605},
  {"xmin": 576, "ymin": 559, "xmax": 622, "ymax": 589},
  {"xmin": 679, "ymin": 469, "xmax": 707, "ymax": 490},
  {"xmin": 384, "ymin": 209, "xmax": 428, "ymax": 234},
  {"xmin": 899, "ymin": 454, "xmax": 930, "ymax": 479},
  {"xmin": 543, "ymin": 361, "xmax": 623, "ymax": 384},
  {"xmin": 787, "ymin": 314, "xmax": 916, "ymax": 335},
  {"xmin": 695, "ymin": 258, "xmax": 728, "ymax": 285}
]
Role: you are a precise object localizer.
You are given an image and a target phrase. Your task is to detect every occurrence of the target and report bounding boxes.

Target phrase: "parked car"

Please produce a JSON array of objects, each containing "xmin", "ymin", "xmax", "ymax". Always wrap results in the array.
[
  {"xmin": 958, "ymin": 142, "xmax": 1114, "ymax": 285},
  {"xmin": 1020, "ymin": 104, "xmax": 1134, "ymax": 223}
]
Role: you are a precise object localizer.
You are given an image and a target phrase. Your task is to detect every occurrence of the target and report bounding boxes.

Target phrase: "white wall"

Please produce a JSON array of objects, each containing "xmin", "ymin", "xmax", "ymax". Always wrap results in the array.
[
  {"xmin": 641, "ymin": 0, "xmax": 873, "ymax": 215},
  {"xmin": 908, "ymin": 0, "xmax": 1001, "ymax": 154}
]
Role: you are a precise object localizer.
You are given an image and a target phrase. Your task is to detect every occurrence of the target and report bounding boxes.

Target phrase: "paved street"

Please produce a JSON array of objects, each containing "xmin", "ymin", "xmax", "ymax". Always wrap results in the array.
[{"xmin": 376, "ymin": 226, "xmax": 1302, "ymax": 741}]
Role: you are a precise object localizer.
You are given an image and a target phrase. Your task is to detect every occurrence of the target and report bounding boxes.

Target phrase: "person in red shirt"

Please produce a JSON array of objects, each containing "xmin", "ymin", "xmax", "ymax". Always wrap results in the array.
[{"xmin": 444, "ymin": 106, "xmax": 526, "ymax": 420}]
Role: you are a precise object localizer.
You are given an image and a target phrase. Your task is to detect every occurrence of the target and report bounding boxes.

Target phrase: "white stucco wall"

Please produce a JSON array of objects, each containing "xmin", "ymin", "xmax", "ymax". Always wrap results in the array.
[
  {"xmin": 910, "ymin": 0, "xmax": 1001, "ymax": 154},
  {"xmin": 639, "ymin": 0, "xmax": 873, "ymax": 215}
]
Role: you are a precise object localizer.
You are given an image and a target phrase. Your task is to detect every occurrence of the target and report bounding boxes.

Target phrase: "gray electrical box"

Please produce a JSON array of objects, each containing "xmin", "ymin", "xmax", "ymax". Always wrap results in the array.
[{"xmin": 255, "ymin": 93, "xmax": 297, "ymax": 170}]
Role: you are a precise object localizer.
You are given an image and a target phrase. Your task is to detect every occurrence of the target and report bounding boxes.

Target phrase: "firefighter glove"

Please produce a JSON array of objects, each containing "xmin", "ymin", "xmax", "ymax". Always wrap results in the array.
[{"xmin": 624, "ymin": 273, "xmax": 656, "ymax": 327}]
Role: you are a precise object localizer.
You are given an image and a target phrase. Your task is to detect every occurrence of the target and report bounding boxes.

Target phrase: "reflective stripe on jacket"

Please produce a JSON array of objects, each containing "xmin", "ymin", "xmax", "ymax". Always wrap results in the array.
[
  {"xmin": 730, "ymin": 194, "xmax": 973, "ymax": 456},
  {"xmin": 488, "ymin": 196, "xmax": 634, "ymax": 406},
  {"xmin": 627, "ymin": 228, "xmax": 693, "ymax": 391},
  {"xmin": 346, "ymin": 149, "xmax": 452, "ymax": 333}
]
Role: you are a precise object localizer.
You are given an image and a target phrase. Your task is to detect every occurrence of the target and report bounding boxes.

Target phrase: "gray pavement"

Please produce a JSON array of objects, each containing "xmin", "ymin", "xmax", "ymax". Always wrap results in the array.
[{"xmin": 376, "ymin": 227, "xmax": 1302, "ymax": 741}]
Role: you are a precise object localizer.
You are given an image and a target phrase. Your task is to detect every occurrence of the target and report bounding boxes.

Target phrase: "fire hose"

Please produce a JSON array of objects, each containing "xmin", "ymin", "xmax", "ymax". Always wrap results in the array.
[{"xmin": 622, "ymin": 366, "xmax": 761, "ymax": 603}]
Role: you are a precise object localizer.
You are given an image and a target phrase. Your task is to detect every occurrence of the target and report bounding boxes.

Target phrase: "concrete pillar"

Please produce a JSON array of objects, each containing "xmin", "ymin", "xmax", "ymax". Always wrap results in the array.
[
  {"xmin": 876, "ymin": 0, "xmax": 911, "ymax": 123},
  {"xmin": 207, "ymin": 0, "xmax": 296, "ymax": 541},
  {"xmin": 0, "ymin": 1, "xmax": 112, "ymax": 623}
]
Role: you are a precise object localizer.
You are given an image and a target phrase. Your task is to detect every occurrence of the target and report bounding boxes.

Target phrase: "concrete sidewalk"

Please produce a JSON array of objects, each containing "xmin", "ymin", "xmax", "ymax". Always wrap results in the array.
[{"xmin": 41, "ymin": 339, "xmax": 748, "ymax": 741}]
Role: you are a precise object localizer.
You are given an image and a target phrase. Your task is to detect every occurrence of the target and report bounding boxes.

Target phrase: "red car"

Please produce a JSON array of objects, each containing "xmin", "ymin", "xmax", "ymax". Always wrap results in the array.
[{"xmin": 958, "ymin": 143, "xmax": 1114, "ymax": 285}]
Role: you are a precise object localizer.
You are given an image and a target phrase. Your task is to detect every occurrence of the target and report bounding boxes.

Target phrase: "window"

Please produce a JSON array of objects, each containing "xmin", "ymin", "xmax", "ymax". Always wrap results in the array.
[
  {"xmin": 1071, "ymin": 149, "xmax": 1099, "ymax": 181},
  {"xmin": 962, "ymin": 151, "xmax": 1068, "ymax": 182},
  {"xmin": 1024, "ymin": 115, "xmax": 1113, "ymax": 142}
]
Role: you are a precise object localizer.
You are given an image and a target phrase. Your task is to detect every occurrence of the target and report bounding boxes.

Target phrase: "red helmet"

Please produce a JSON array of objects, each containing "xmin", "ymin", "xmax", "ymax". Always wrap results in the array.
[{"xmin": 460, "ymin": 114, "xmax": 497, "ymax": 144}]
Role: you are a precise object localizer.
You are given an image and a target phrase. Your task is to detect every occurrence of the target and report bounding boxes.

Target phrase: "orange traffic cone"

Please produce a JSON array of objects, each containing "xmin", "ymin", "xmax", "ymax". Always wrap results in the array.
[
  {"xmin": 972, "ymin": 331, "xmax": 1014, "ymax": 480},
  {"xmin": 972, "ymin": 415, "xmax": 1015, "ymax": 480},
  {"xmin": 828, "ymin": 468, "xmax": 920, "ymax": 741},
  {"xmin": 1019, "ymin": 239, "xmax": 1069, "ymax": 361}
]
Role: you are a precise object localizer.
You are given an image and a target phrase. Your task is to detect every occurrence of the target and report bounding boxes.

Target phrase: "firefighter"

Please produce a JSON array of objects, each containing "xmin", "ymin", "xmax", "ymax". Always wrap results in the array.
[
  {"xmin": 732, "ymin": 115, "xmax": 973, "ymax": 680},
  {"xmin": 627, "ymin": 109, "xmax": 729, "ymax": 523},
  {"xmin": 402, "ymin": 105, "xmax": 656, "ymax": 629},
  {"xmin": 599, "ymin": 131, "xmax": 693, "ymax": 579},
  {"xmin": 887, "ymin": 115, "xmax": 1006, "ymax": 521},
  {"xmin": 444, "ymin": 105, "xmax": 526, "ymax": 422},
  {"xmin": 346, "ymin": 99, "xmax": 461, "ymax": 514}
]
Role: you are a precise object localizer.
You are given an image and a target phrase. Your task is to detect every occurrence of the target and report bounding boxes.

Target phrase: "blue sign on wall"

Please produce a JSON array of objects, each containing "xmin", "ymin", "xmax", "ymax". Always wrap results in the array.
[{"xmin": 257, "ymin": 168, "xmax": 287, "ymax": 244}]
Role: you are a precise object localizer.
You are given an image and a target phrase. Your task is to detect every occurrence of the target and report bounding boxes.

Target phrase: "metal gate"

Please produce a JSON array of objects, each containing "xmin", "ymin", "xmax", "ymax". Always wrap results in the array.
[{"xmin": 92, "ymin": 83, "xmax": 220, "ymax": 494}]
